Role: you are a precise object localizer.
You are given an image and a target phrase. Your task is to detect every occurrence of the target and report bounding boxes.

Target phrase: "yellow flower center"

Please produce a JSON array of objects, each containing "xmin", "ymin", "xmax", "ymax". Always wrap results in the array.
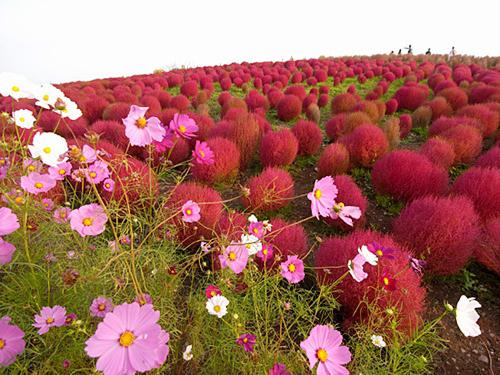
[
  {"xmin": 253, "ymin": 228, "xmax": 259, "ymax": 234},
  {"xmin": 262, "ymin": 248, "xmax": 268, "ymax": 255},
  {"xmin": 210, "ymin": 291, "xmax": 216, "ymax": 297},
  {"xmin": 82, "ymin": 218, "xmax": 93, "ymax": 226},
  {"xmin": 376, "ymin": 249, "xmax": 383, "ymax": 256},
  {"xmin": 28, "ymin": 165, "xmax": 36, "ymax": 172},
  {"xmin": 89, "ymin": 171, "xmax": 97, "ymax": 178},
  {"xmin": 79, "ymin": 156, "xmax": 86, "ymax": 163},
  {"xmin": 316, "ymin": 348, "xmax": 328, "ymax": 363},
  {"xmin": 43, "ymin": 94, "xmax": 49, "ymax": 101},
  {"xmin": 288, "ymin": 264, "xmax": 296, "ymax": 273},
  {"xmin": 243, "ymin": 337, "xmax": 248, "ymax": 343},
  {"xmin": 383, "ymin": 277, "xmax": 389, "ymax": 286},
  {"xmin": 314, "ymin": 189, "xmax": 322, "ymax": 199},
  {"xmin": 186, "ymin": 209, "xmax": 192, "ymax": 215},
  {"xmin": 19, "ymin": 117, "xmax": 25, "ymax": 122},
  {"xmin": 97, "ymin": 303, "xmax": 106, "ymax": 311},
  {"xmin": 179, "ymin": 125, "xmax": 187, "ymax": 133},
  {"xmin": 334, "ymin": 202, "xmax": 345, "ymax": 213},
  {"xmin": 105, "ymin": 183, "xmax": 110, "ymax": 189},
  {"xmin": 15, "ymin": 196, "xmax": 24, "ymax": 204},
  {"xmin": 0, "ymin": 160, "xmax": 4, "ymax": 166},
  {"xmin": 46, "ymin": 317, "xmax": 54, "ymax": 324},
  {"xmin": 136, "ymin": 117, "xmax": 147, "ymax": 128},
  {"xmin": 199, "ymin": 150, "xmax": 205, "ymax": 157},
  {"xmin": 12, "ymin": 85, "xmax": 20, "ymax": 92},
  {"xmin": 214, "ymin": 305, "xmax": 221, "ymax": 313},
  {"xmin": 59, "ymin": 169, "xmax": 66, "ymax": 175},
  {"xmin": 34, "ymin": 182, "xmax": 44, "ymax": 189},
  {"xmin": 0, "ymin": 338, "xmax": 5, "ymax": 349},
  {"xmin": 119, "ymin": 331, "xmax": 135, "ymax": 347},
  {"xmin": 59, "ymin": 211, "xmax": 67, "ymax": 218},
  {"xmin": 229, "ymin": 251, "xmax": 237, "ymax": 261},
  {"xmin": 43, "ymin": 147, "xmax": 51, "ymax": 154}
]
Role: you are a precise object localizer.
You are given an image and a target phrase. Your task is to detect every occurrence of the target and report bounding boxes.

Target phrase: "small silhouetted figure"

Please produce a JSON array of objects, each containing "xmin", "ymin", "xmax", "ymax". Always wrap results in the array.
[
  {"xmin": 398, "ymin": 49, "xmax": 402, "ymax": 55},
  {"xmin": 425, "ymin": 48, "xmax": 431, "ymax": 55},
  {"xmin": 405, "ymin": 44, "xmax": 413, "ymax": 54},
  {"xmin": 448, "ymin": 46, "xmax": 456, "ymax": 60},
  {"xmin": 390, "ymin": 50, "xmax": 394, "ymax": 55}
]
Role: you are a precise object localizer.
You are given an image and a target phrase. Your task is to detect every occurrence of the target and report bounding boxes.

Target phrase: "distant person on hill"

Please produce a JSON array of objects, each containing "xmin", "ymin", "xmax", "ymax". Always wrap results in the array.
[
  {"xmin": 425, "ymin": 48, "xmax": 431, "ymax": 55},
  {"xmin": 405, "ymin": 44, "xmax": 413, "ymax": 54},
  {"xmin": 398, "ymin": 49, "xmax": 402, "ymax": 55},
  {"xmin": 448, "ymin": 46, "xmax": 456, "ymax": 60},
  {"xmin": 390, "ymin": 50, "xmax": 394, "ymax": 55}
]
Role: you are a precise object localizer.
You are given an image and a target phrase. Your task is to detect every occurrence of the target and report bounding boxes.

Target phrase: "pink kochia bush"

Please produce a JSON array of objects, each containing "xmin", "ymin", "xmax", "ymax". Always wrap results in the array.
[
  {"xmin": 451, "ymin": 167, "xmax": 500, "ymax": 221},
  {"xmin": 191, "ymin": 137, "xmax": 240, "ymax": 184},
  {"xmin": 339, "ymin": 124, "xmax": 389, "ymax": 167},
  {"xmin": 317, "ymin": 143, "xmax": 350, "ymax": 178},
  {"xmin": 371, "ymin": 150, "xmax": 448, "ymax": 201},
  {"xmin": 457, "ymin": 104, "xmax": 499, "ymax": 137},
  {"xmin": 438, "ymin": 125, "xmax": 482, "ymax": 164},
  {"xmin": 475, "ymin": 146, "xmax": 500, "ymax": 169},
  {"xmin": 260, "ymin": 128, "xmax": 298, "ymax": 167},
  {"xmin": 291, "ymin": 120, "xmax": 323, "ymax": 156},
  {"xmin": 277, "ymin": 95, "xmax": 302, "ymax": 121},
  {"xmin": 241, "ymin": 167, "xmax": 294, "ymax": 212},
  {"xmin": 474, "ymin": 218, "xmax": 500, "ymax": 275},
  {"xmin": 393, "ymin": 84, "xmax": 429, "ymax": 110},
  {"xmin": 419, "ymin": 138, "xmax": 456, "ymax": 169},
  {"xmin": 266, "ymin": 218, "xmax": 308, "ymax": 261},
  {"xmin": 393, "ymin": 195, "xmax": 480, "ymax": 275},
  {"xmin": 331, "ymin": 93, "xmax": 358, "ymax": 114},
  {"xmin": 314, "ymin": 230, "xmax": 426, "ymax": 336},
  {"xmin": 164, "ymin": 182, "xmax": 223, "ymax": 245}
]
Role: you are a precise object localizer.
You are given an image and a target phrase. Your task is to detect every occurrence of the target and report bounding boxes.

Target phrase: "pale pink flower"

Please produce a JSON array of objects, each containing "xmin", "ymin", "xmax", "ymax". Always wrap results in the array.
[
  {"xmin": 81, "ymin": 145, "xmax": 97, "ymax": 164},
  {"xmin": 0, "ymin": 207, "xmax": 20, "ymax": 236},
  {"xmin": 122, "ymin": 105, "xmax": 165, "ymax": 146},
  {"xmin": 48, "ymin": 162, "xmax": 72, "ymax": 181},
  {"xmin": 348, "ymin": 254, "xmax": 368, "ymax": 282},
  {"xmin": 84, "ymin": 160, "xmax": 110, "ymax": 184},
  {"xmin": 169, "ymin": 113, "xmax": 198, "ymax": 139},
  {"xmin": 0, "ymin": 238, "xmax": 16, "ymax": 265},
  {"xmin": 89, "ymin": 297, "xmax": 113, "ymax": 318},
  {"xmin": 280, "ymin": 255, "xmax": 305, "ymax": 284},
  {"xmin": 219, "ymin": 244, "xmax": 249, "ymax": 274},
  {"xmin": 20, "ymin": 172, "xmax": 57, "ymax": 195},
  {"xmin": 181, "ymin": 200, "xmax": 201, "ymax": 223},
  {"xmin": 307, "ymin": 176, "xmax": 338, "ymax": 219},
  {"xmin": 192, "ymin": 140, "xmax": 214, "ymax": 165},
  {"xmin": 330, "ymin": 202, "xmax": 361, "ymax": 226},
  {"xmin": 0, "ymin": 316, "xmax": 25, "ymax": 366},
  {"xmin": 33, "ymin": 306, "xmax": 67, "ymax": 335},
  {"xmin": 68, "ymin": 204, "xmax": 108, "ymax": 237},
  {"xmin": 53, "ymin": 207, "xmax": 71, "ymax": 224},
  {"xmin": 102, "ymin": 178, "xmax": 115, "ymax": 192},
  {"xmin": 41, "ymin": 198, "xmax": 54, "ymax": 211}
]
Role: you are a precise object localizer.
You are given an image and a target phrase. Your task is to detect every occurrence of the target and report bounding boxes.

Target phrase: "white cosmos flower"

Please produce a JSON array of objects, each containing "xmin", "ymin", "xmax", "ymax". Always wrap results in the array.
[
  {"xmin": 371, "ymin": 335, "xmax": 387, "ymax": 348},
  {"xmin": 28, "ymin": 132, "xmax": 68, "ymax": 167},
  {"xmin": 248, "ymin": 214, "xmax": 258, "ymax": 223},
  {"xmin": 0, "ymin": 72, "xmax": 36, "ymax": 100},
  {"xmin": 359, "ymin": 245, "xmax": 378, "ymax": 266},
  {"xmin": 456, "ymin": 295, "xmax": 481, "ymax": 337},
  {"xmin": 13, "ymin": 109, "xmax": 36, "ymax": 129},
  {"xmin": 262, "ymin": 220, "xmax": 272, "ymax": 232},
  {"xmin": 206, "ymin": 295, "xmax": 229, "ymax": 318},
  {"xmin": 52, "ymin": 96, "xmax": 82, "ymax": 120},
  {"xmin": 240, "ymin": 233, "xmax": 262, "ymax": 256},
  {"xmin": 182, "ymin": 344, "xmax": 193, "ymax": 361},
  {"xmin": 34, "ymin": 83, "xmax": 65, "ymax": 109}
]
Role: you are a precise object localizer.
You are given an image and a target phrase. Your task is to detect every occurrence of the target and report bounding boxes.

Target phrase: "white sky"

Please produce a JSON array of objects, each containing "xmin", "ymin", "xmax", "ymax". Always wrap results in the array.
[{"xmin": 1, "ymin": 0, "xmax": 498, "ymax": 84}]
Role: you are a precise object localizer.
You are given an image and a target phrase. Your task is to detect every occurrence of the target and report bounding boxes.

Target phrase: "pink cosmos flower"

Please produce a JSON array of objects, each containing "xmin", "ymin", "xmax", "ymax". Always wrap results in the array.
[
  {"xmin": 134, "ymin": 293, "xmax": 153, "ymax": 306},
  {"xmin": 102, "ymin": 178, "xmax": 115, "ymax": 192},
  {"xmin": 48, "ymin": 162, "xmax": 72, "ymax": 181},
  {"xmin": 33, "ymin": 305, "xmax": 67, "ymax": 335},
  {"xmin": 81, "ymin": 145, "xmax": 97, "ymax": 164},
  {"xmin": 169, "ymin": 113, "xmax": 198, "ymax": 139},
  {"xmin": 380, "ymin": 271, "xmax": 397, "ymax": 291},
  {"xmin": 181, "ymin": 200, "xmax": 201, "ymax": 223},
  {"xmin": 153, "ymin": 127, "xmax": 176, "ymax": 153},
  {"xmin": 219, "ymin": 244, "xmax": 249, "ymax": 274},
  {"xmin": 23, "ymin": 159, "xmax": 43, "ymax": 173},
  {"xmin": 68, "ymin": 204, "xmax": 108, "ymax": 237},
  {"xmin": 256, "ymin": 243, "xmax": 274, "ymax": 263},
  {"xmin": 64, "ymin": 313, "xmax": 77, "ymax": 326},
  {"xmin": 0, "ymin": 166, "xmax": 7, "ymax": 180},
  {"xmin": 280, "ymin": 255, "xmax": 305, "ymax": 284},
  {"xmin": 41, "ymin": 198, "xmax": 54, "ymax": 211},
  {"xmin": 192, "ymin": 140, "xmax": 214, "ymax": 165},
  {"xmin": 90, "ymin": 297, "xmax": 113, "ymax": 318},
  {"xmin": 300, "ymin": 325, "xmax": 352, "ymax": 375},
  {"xmin": 122, "ymin": 105, "xmax": 166, "ymax": 147},
  {"xmin": 307, "ymin": 176, "xmax": 338, "ymax": 219},
  {"xmin": 366, "ymin": 242, "xmax": 395, "ymax": 260},
  {"xmin": 236, "ymin": 333, "xmax": 256, "ymax": 353},
  {"xmin": 70, "ymin": 168, "xmax": 86, "ymax": 182},
  {"xmin": 85, "ymin": 160, "xmax": 110, "ymax": 184},
  {"xmin": 0, "ymin": 316, "xmax": 25, "ymax": 367},
  {"xmin": 53, "ymin": 207, "xmax": 71, "ymax": 224},
  {"xmin": 0, "ymin": 207, "xmax": 20, "ymax": 236},
  {"xmin": 0, "ymin": 238, "xmax": 16, "ymax": 265},
  {"xmin": 269, "ymin": 363, "xmax": 292, "ymax": 375},
  {"xmin": 409, "ymin": 256, "xmax": 426, "ymax": 276},
  {"xmin": 330, "ymin": 202, "xmax": 361, "ymax": 226},
  {"xmin": 20, "ymin": 172, "xmax": 57, "ymax": 195},
  {"xmin": 84, "ymin": 302, "xmax": 170, "ymax": 375},
  {"xmin": 347, "ymin": 254, "xmax": 369, "ymax": 282},
  {"xmin": 205, "ymin": 285, "xmax": 222, "ymax": 299},
  {"xmin": 248, "ymin": 221, "xmax": 265, "ymax": 239}
]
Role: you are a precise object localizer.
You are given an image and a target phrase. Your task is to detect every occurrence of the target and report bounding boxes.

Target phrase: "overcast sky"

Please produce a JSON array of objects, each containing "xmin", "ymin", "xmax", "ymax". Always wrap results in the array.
[{"xmin": 1, "ymin": 0, "xmax": 498, "ymax": 84}]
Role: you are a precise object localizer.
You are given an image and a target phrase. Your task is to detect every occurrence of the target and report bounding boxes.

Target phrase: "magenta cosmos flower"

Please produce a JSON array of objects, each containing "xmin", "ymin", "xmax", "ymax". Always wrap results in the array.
[
  {"xmin": 181, "ymin": 200, "xmax": 201, "ymax": 223},
  {"xmin": 85, "ymin": 302, "xmax": 170, "ymax": 375},
  {"xmin": 20, "ymin": 172, "xmax": 57, "ymax": 195},
  {"xmin": 256, "ymin": 243, "xmax": 274, "ymax": 263},
  {"xmin": 219, "ymin": 244, "xmax": 249, "ymax": 274},
  {"xmin": 69, "ymin": 204, "xmax": 108, "ymax": 237},
  {"xmin": 330, "ymin": 202, "xmax": 361, "ymax": 227},
  {"xmin": 248, "ymin": 221, "xmax": 265, "ymax": 239},
  {"xmin": 269, "ymin": 363, "xmax": 292, "ymax": 375},
  {"xmin": 122, "ymin": 105, "xmax": 166, "ymax": 147},
  {"xmin": 192, "ymin": 140, "xmax": 214, "ymax": 165},
  {"xmin": 48, "ymin": 162, "xmax": 72, "ymax": 181},
  {"xmin": 0, "ymin": 207, "xmax": 20, "ymax": 236},
  {"xmin": 134, "ymin": 293, "xmax": 153, "ymax": 306},
  {"xmin": 102, "ymin": 178, "xmax": 115, "ymax": 192},
  {"xmin": 0, "ymin": 316, "xmax": 25, "ymax": 367},
  {"xmin": 90, "ymin": 297, "xmax": 113, "ymax": 318},
  {"xmin": 380, "ymin": 271, "xmax": 397, "ymax": 291},
  {"xmin": 300, "ymin": 325, "xmax": 352, "ymax": 375},
  {"xmin": 307, "ymin": 176, "xmax": 338, "ymax": 219},
  {"xmin": 0, "ymin": 238, "xmax": 16, "ymax": 265},
  {"xmin": 169, "ymin": 113, "xmax": 198, "ymax": 139},
  {"xmin": 53, "ymin": 207, "xmax": 71, "ymax": 224},
  {"xmin": 366, "ymin": 242, "xmax": 395, "ymax": 260},
  {"xmin": 236, "ymin": 333, "xmax": 256, "ymax": 353},
  {"xmin": 280, "ymin": 255, "xmax": 305, "ymax": 284},
  {"xmin": 205, "ymin": 285, "xmax": 222, "ymax": 299},
  {"xmin": 33, "ymin": 305, "xmax": 67, "ymax": 335}
]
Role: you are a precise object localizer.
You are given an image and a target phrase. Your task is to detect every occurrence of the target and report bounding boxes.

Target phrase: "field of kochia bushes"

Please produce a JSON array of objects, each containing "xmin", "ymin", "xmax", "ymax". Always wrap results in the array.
[{"xmin": 0, "ymin": 54, "xmax": 498, "ymax": 374}]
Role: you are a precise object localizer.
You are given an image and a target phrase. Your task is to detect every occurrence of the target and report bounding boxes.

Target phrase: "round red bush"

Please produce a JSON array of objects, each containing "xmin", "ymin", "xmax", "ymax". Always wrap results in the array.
[
  {"xmin": 170, "ymin": 94, "xmax": 191, "ymax": 112},
  {"xmin": 372, "ymin": 150, "xmax": 449, "ymax": 201},
  {"xmin": 317, "ymin": 143, "xmax": 350, "ymax": 177},
  {"xmin": 339, "ymin": 124, "xmax": 388, "ymax": 167},
  {"xmin": 385, "ymin": 99, "xmax": 398, "ymax": 115},
  {"xmin": 102, "ymin": 102, "xmax": 133, "ymax": 122},
  {"xmin": 439, "ymin": 125, "xmax": 482, "ymax": 164},
  {"xmin": 325, "ymin": 114, "xmax": 347, "ymax": 141},
  {"xmin": 475, "ymin": 146, "xmax": 500, "ymax": 169},
  {"xmin": 474, "ymin": 218, "xmax": 500, "ymax": 275},
  {"xmin": 429, "ymin": 116, "xmax": 484, "ymax": 137},
  {"xmin": 180, "ymin": 80, "xmax": 198, "ymax": 98},
  {"xmin": 437, "ymin": 87, "xmax": 468, "ymax": 110},
  {"xmin": 457, "ymin": 104, "xmax": 499, "ymax": 137},
  {"xmin": 90, "ymin": 120, "xmax": 128, "ymax": 150},
  {"xmin": 191, "ymin": 137, "xmax": 240, "ymax": 184},
  {"xmin": 265, "ymin": 218, "xmax": 308, "ymax": 261},
  {"xmin": 284, "ymin": 85, "xmax": 307, "ymax": 101},
  {"xmin": 426, "ymin": 97, "xmax": 453, "ymax": 120},
  {"xmin": 291, "ymin": 120, "xmax": 323, "ymax": 156},
  {"xmin": 277, "ymin": 95, "xmax": 302, "ymax": 121},
  {"xmin": 419, "ymin": 137, "xmax": 456, "ymax": 169},
  {"xmin": 215, "ymin": 210, "xmax": 248, "ymax": 242},
  {"xmin": 331, "ymin": 93, "xmax": 358, "ymax": 114},
  {"xmin": 394, "ymin": 195, "xmax": 480, "ymax": 275},
  {"xmin": 260, "ymin": 128, "xmax": 298, "ymax": 167},
  {"xmin": 393, "ymin": 85, "xmax": 429, "ymax": 111}
]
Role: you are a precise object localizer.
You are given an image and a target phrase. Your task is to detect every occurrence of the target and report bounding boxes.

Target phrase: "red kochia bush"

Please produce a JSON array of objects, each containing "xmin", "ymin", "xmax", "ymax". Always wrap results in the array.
[
  {"xmin": 451, "ymin": 167, "xmax": 500, "ymax": 221},
  {"xmin": 475, "ymin": 146, "xmax": 500, "ymax": 169},
  {"xmin": 474, "ymin": 218, "xmax": 500, "ymax": 275},
  {"xmin": 372, "ymin": 150, "xmax": 448, "ymax": 201},
  {"xmin": 439, "ymin": 125, "xmax": 482, "ymax": 164},
  {"xmin": 180, "ymin": 80, "xmax": 198, "ymax": 98},
  {"xmin": 314, "ymin": 230, "xmax": 425, "ymax": 336},
  {"xmin": 81, "ymin": 95, "xmax": 109, "ymax": 123},
  {"xmin": 260, "ymin": 128, "xmax": 298, "ymax": 167},
  {"xmin": 428, "ymin": 116, "xmax": 484, "ymax": 137},
  {"xmin": 317, "ymin": 143, "xmax": 350, "ymax": 177},
  {"xmin": 339, "ymin": 124, "xmax": 388, "ymax": 167},
  {"xmin": 331, "ymin": 93, "xmax": 358, "ymax": 114},
  {"xmin": 102, "ymin": 102, "xmax": 131, "ymax": 121},
  {"xmin": 325, "ymin": 114, "xmax": 347, "ymax": 141},
  {"xmin": 91, "ymin": 120, "xmax": 129, "ymax": 150},
  {"xmin": 398, "ymin": 114, "xmax": 412, "ymax": 139},
  {"xmin": 393, "ymin": 195, "xmax": 480, "ymax": 275},
  {"xmin": 241, "ymin": 167, "xmax": 294, "ymax": 212},
  {"xmin": 419, "ymin": 137, "xmax": 456, "ymax": 169},
  {"xmin": 385, "ymin": 98, "xmax": 398, "ymax": 115},
  {"xmin": 164, "ymin": 182, "xmax": 223, "ymax": 245},
  {"xmin": 191, "ymin": 137, "xmax": 240, "ymax": 184},
  {"xmin": 437, "ymin": 87, "xmax": 468, "ymax": 110},
  {"xmin": 291, "ymin": 120, "xmax": 323, "ymax": 155},
  {"xmin": 426, "ymin": 97, "xmax": 453, "ymax": 120},
  {"xmin": 266, "ymin": 218, "xmax": 308, "ymax": 261},
  {"xmin": 457, "ymin": 104, "xmax": 499, "ymax": 137},
  {"xmin": 393, "ymin": 85, "xmax": 429, "ymax": 111},
  {"xmin": 277, "ymin": 95, "xmax": 302, "ymax": 121},
  {"xmin": 215, "ymin": 210, "xmax": 248, "ymax": 242},
  {"xmin": 37, "ymin": 111, "xmax": 88, "ymax": 139},
  {"xmin": 170, "ymin": 94, "xmax": 190, "ymax": 112},
  {"xmin": 284, "ymin": 85, "xmax": 307, "ymax": 101}
]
